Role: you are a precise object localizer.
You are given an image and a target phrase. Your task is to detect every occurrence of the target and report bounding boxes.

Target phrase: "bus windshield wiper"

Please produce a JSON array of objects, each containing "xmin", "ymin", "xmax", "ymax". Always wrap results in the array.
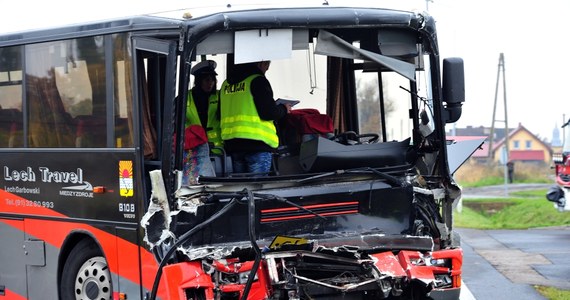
[
  {"xmin": 347, "ymin": 167, "xmax": 404, "ymax": 187},
  {"xmin": 297, "ymin": 167, "xmax": 403, "ymax": 187}
]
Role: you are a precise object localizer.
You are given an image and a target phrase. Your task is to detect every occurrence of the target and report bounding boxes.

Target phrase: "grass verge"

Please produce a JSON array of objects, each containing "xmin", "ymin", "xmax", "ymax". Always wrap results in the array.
[
  {"xmin": 535, "ymin": 285, "xmax": 570, "ymax": 300},
  {"xmin": 455, "ymin": 189, "xmax": 570, "ymax": 229}
]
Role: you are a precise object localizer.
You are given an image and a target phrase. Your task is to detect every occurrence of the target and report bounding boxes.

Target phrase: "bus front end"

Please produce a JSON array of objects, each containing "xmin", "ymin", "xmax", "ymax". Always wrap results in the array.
[
  {"xmin": 139, "ymin": 5, "xmax": 473, "ymax": 300},
  {"xmin": 144, "ymin": 166, "xmax": 465, "ymax": 300}
]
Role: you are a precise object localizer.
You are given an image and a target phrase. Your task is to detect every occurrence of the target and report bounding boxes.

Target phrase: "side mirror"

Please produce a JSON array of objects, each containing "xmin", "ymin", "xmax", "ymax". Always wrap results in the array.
[{"xmin": 442, "ymin": 57, "xmax": 465, "ymax": 123}]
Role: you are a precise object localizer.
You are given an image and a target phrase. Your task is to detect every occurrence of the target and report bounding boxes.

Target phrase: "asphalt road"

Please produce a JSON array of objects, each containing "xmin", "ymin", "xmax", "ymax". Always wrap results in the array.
[
  {"xmin": 458, "ymin": 183, "xmax": 570, "ymax": 299},
  {"xmin": 459, "ymin": 227, "xmax": 570, "ymax": 299}
]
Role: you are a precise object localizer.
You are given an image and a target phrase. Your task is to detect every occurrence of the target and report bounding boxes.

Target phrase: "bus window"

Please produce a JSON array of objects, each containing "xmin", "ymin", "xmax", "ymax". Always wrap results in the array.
[
  {"xmin": 381, "ymin": 72, "xmax": 414, "ymax": 141},
  {"xmin": 356, "ymin": 72, "xmax": 382, "ymax": 137},
  {"xmin": 26, "ymin": 37, "xmax": 107, "ymax": 148},
  {"xmin": 0, "ymin": 46, "xmax": 23, "ymax": 148},
  {"xmin": 113, "ymin": 33, "xmax": 134, "ymax": 148},
  {"xmin": 1, "ymin": 35, "xmax": 134, "ymax": 149}
]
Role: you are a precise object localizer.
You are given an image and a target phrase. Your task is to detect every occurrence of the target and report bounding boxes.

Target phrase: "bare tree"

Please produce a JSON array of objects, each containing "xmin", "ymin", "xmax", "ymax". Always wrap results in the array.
[{"xmin": 356, "ymin": 77, "xmax": 395, "ymax": 134}]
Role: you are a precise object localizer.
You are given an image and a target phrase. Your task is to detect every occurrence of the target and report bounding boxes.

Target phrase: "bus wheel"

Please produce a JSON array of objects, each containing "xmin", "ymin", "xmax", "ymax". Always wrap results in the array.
[{"xmin": 60, "ymin": 239, "xmax": 112, "ymax": 300}]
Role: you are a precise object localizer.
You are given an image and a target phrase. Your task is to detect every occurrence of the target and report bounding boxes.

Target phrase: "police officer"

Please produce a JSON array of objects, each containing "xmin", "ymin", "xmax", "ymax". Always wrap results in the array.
[
  {"xmin": 219, "ymin": 60, "xmax": 291, "ymax": 174},
  {"xmin": 183, "ymin": 60, "xmax": 221, "ymax": 184}
]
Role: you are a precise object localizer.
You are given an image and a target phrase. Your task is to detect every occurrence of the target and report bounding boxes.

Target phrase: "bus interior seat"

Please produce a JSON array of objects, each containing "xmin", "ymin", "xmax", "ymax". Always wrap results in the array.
[
  {"xmin": 74, "ymin": 115, "xmax": 106, "ymax": 147},
  {"xmin": 278, "ymin": 109, "xmax": 334, "ymax": 152},
  {"xmin": 0, "ymin": 108, "xmax": 23, "ymax": 147},
  {"xmin": 276, "ymin": 109, "xmax": 334, "ymax": 175},
  {"xmin": 210, "ymin": 146, "xmax": 233, "ymax": 177}
]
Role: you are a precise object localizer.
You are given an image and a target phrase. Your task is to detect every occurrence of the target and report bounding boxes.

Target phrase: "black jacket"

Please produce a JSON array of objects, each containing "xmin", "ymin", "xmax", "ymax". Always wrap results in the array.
[
  {"xmin": 191, "ymin": 87, "xmax": 211, "ymax": 128},
  {"xmin": 222, "ymin": 63, "xmax": 287, "ymax": 153}
]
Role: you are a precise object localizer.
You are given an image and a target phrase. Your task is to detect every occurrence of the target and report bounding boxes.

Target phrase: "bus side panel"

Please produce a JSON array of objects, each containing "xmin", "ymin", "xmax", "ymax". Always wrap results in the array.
[
  {"xmin": 13, "ymin": 217, "xmax": 151, "ymax": 299},
  {"xmin": 0, "ymin": 218, "xmax": 27, "ymax": 299},
  {"xmin": 1, "ymin": 150, "xmax": 139, "ymax": 224},
  {"xmin": 24, "ymin": 220, "xmax": 59, "ymax": 300},
  {"xmin": 0, "ymin": 150, "xmax": 160, "ymax": 298},
  {"xmin": 115, "ymin": 227, "xmax": 146, "ymax": 298},
  {"xmin": 0, "ymin": 222, "xmax": 120, "ymax": 300},
  {"xmin": 140, "ymin": 245, "xmax": 164, "ymax": 298},
  {"xmin": 22, "ymin": 219, "xmax": 124, "ymax": 300}
]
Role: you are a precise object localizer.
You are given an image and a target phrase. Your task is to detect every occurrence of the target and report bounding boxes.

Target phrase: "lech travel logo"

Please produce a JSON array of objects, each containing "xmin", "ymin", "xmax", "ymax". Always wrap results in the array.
[{"xmin": 119, "ymin": 161, "xmax": 134, "ymax": 197}]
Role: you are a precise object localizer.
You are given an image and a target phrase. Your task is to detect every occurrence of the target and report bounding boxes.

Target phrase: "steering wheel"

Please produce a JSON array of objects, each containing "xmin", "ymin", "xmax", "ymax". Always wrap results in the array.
[
  {"xmin": 331, "ymin": 131, "xmax": 379, "ymax": 145},
  {"xmin": 356, "ymin": 133, "xmax": 379, "ymax": 144}
]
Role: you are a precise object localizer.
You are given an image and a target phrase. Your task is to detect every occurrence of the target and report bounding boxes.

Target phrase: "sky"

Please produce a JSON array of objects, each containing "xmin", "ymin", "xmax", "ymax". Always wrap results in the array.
[
  {"xmin": 1, "ymin": 0, "xmax": 568, "ymax": 142},
  {"xmin": 429, "ymin": 0, "xmax": 570, "ymax": 141}
]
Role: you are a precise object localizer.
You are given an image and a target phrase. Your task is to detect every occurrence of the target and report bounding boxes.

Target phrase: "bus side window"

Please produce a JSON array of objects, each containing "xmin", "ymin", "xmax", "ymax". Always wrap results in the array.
[
  {"xmin": 25, "ymin": 36, "xmax": 112, "ymax": 148},
  {"xmin": 26, "ymin": 72, "xmax": 75, "ymax": 147},
  {"xmin": 0, "ymin": 108, "xmax": 23, "ymax": 148},
  {"xmin": 113, "ymin": 33, "xmax": 134, "ymax": 148},
  {"xmin": 0, "ymin": 46, "xmax": 24, "ymax": 148},
  {"xmin": 74, "ymin": 115, "xmax": 106, "ymax": 147},
  {"xmin": 115, "ymin": 117, "xmax": 132, "ymax": 148}
]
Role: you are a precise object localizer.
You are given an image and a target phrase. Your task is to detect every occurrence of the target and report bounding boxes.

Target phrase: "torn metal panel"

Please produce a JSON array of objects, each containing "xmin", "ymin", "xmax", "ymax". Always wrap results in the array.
[
  {"xmin": 446, "ymin": 137, "xmax": 486, "ymax": 174},
  {"xmin": 315, "ymin": 30, "xmax": 416, "ymax": 81},
  {"xmin": 141, "ymin": 170, "xmax": 173, "ymax": 248}
]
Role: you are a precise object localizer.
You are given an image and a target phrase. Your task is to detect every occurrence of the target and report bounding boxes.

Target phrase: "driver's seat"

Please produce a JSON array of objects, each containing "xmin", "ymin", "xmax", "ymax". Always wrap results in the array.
[
  {"xmin": 278, "ymin": 108, "xmax": 334, "ymax": 149},
  {"xmin": 276, "ymin": 109, "xmax": 334, "ymax": 175}
]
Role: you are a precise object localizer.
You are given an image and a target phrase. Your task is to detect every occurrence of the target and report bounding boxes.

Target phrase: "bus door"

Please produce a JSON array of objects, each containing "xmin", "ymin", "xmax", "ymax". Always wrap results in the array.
[
  {"xmin": 132, "ymin": 38, "xmax": 180, "ymax": 295},
  {"xmin": 132, "ymin": 37, "xmax": 179, "ymax": 203}
]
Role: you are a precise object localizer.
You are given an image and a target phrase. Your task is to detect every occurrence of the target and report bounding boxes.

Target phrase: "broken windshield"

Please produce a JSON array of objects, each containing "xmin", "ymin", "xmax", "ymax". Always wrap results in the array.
[{"xmin": 314, "ymin": 30, "xmax": 416, "ymax": 81}]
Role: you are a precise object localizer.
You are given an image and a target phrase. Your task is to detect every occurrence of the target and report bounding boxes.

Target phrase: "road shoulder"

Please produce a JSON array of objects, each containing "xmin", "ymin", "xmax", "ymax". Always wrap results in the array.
[{"xmin": 458, "ymin": 228, "xmax": 547, "ymax": 300}]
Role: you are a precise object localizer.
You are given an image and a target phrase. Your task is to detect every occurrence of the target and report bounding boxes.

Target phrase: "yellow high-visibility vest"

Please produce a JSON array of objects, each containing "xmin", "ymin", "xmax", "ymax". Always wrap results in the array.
[
  {"xmin": 185, "ymin": 90, "xmax": 222, "ymax": 148},
  {"xmin": 220, "ymin": 74, "xmax": 278, "ymax": 148}
]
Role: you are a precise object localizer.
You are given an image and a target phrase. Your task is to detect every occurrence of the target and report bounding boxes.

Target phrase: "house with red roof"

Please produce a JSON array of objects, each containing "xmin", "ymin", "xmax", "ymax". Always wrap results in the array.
[
  {"xmin": 489, "ymin": 123, "xmax": 551, "ymax": 164},
  {"xmin": 447, "ymin": 123, "xmax": 552, "ymax": 165}
]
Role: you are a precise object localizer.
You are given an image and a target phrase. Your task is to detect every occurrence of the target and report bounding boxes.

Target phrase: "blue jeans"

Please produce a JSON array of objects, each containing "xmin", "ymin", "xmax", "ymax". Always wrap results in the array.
[
  {"xmin": 183, "ymin": 143, "xmax": 215, "ymax": 184},
  {"xmin": 231, "ymin": 152, "xmax": 273, "ymax": 175}
]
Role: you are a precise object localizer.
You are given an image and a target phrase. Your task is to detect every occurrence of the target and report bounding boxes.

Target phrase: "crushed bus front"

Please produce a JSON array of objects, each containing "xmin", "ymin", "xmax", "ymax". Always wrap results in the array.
[
  {"xmin": 160, "ymin": 248, "xmax": 462, "ymax": 300},
  {"xmin": 142, "ymin": 167, "xmax": 466, "ymax": 299}
]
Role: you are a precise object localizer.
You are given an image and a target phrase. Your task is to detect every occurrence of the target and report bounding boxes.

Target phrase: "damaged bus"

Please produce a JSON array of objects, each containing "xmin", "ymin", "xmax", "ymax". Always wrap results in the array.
[
  {"xmin": 547, "ymin": 119, "xmax": 570, "ymax": 211},
  {"xmin": 0, "ymin": 2, "xmax": 476, "ymax": 300}
]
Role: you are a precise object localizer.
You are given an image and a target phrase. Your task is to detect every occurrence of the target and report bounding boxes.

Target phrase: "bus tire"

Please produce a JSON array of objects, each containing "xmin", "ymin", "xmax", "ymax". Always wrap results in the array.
[{"xmin": 60, "ymin": 239, "xmax": 112, "ymax": 300}]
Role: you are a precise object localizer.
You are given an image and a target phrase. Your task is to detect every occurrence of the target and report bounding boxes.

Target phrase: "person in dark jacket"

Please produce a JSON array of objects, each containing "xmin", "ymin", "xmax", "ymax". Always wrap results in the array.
[
  {"xmin": 219, "ymin": 61, "xmax": 291, "ymax": 174},
  {"xmin": 183, "ymin": 60, "xmax": 219, "ymax": 184}
]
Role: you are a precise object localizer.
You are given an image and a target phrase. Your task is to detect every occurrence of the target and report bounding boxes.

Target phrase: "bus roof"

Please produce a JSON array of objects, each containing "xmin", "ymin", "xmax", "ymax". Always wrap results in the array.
[
  {"xmin": 0, "ymin": 16, "xmax": 182, "ymax": 46},
  {"xmin": 151, "ymin": 1, "xmax": 422, "ymax": 21},
  {"xmin": 0, "ymin": 3, "xmax": 431, "ymax": 47}
]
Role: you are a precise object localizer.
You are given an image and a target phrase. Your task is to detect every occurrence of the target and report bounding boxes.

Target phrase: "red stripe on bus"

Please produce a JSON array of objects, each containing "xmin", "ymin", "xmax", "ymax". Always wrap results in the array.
[
  {"xmin": 2, "ymin": 288, "xmax": 28, "ymax": 300},
  {"xmin": 261, "ymin": 210, "xmax": 358, "ymax": 222},
  {"xmin": 261, "ymin": 201, "xmax": 358, "ymax": 213},
  {"xmin": 0, "ymin": 218, "xmax": 24, "ymax": 230},
  {"xmin": 0, "ymin": 189, "xmax": 66, "ymax": 218},
  {"xmin": 141, "ymin": 246, "xmax": 165, "ymax": 295},
  {"xmin": 0, "ymin": 189, "xmax": 164, "ymax": 295},
  {"xmin": 23, "ymin": 218, "xmax": 157, "ymax": 292}
]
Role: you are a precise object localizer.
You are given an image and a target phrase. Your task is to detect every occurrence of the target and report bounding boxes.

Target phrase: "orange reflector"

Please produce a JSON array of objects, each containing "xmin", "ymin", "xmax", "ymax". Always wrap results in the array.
[
  {"xmin": 453, "ymin": 275, "xmax": 462, "ymax": 288},
  {"xmin": 93, "ymin": 186, "xmax": 106, "ymax": 193}
]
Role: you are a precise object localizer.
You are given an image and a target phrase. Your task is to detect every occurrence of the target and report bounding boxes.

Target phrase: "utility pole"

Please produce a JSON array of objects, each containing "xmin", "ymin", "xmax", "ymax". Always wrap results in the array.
[
  {"xmin": 425, "ymin": 0, "xmax": 434, "ymax": 11},
  {"xmin": 563, "ymin": 113, "xmax": 567, "ymax": 146},
  {"xmin": 488, "ymin": 53, "xmax": 509, "ymax": 194}
]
